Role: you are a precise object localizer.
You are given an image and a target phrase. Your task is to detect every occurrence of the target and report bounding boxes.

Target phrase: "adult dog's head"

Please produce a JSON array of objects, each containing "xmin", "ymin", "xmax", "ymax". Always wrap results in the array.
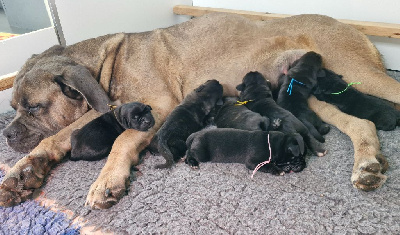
[
  {"xmin": 114, "ymin": 102, "xmax": 155, "ymax": 131},
  {"xmin": 3, "ymin": 46, "xmax": 111, "ymax": 153}
]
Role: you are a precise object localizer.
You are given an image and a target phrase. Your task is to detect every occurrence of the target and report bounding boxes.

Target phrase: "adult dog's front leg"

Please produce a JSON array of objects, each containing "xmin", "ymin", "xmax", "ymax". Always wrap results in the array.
[
  {"xmin": 308, "ymin": 96, "xmax": 388, "ymax": 191},
  {"xmin": 85, "ymin": 129, "xmax": 154, "ymax": 209},
  {"xmin": 0, "ymin": 110, "xmax": 101, "ymax": 207}
]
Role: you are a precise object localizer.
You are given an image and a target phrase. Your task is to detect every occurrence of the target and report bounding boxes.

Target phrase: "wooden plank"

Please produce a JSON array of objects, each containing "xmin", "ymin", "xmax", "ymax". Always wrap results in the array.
[
  {"xmin": 173, "ymin": 5, "xmax": 400, "ymax": 39},
  {"xmin": 0, "ymin": 72, "xmax": 17, "ymax": 91}
]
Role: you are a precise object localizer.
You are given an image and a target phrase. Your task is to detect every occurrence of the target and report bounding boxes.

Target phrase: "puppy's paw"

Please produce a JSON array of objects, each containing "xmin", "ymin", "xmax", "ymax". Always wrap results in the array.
[
  {"xmin": 271, "ymin": 118, "xmax": 282, "ymax": 130},
  {"xmin": 0, "ymin": 154, "xmax": 53, "ymax": 207},
  {"xmin": 85, "ymin": 168, "xmax": 130, "ymax": 209},
  {"xmin": 185, "ymin": 157, "xmax": 199, "ymax": 169},
  {"xmin": 351, "ymin": 155, "xmax": 388, "ymax": 191},
  {"xmin": 318, "ymin": 124, "xmax": 331, "ymax": 135}
]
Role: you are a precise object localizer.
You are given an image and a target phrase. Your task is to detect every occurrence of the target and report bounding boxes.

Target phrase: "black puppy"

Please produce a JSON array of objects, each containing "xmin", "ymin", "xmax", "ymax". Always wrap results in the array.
[
  {"xmin": 276, "ymin": 51, "xmax": 330, "ymax": 142},
  {"xmin": 213, "ymin": 96, "xmax": 272, "ymax": 131},
  {"xmin": 70, "ymin": 102, "xmax": 155, "ymax": 161},
  {"xmin": 236, "ymin": 71, "xmax": 326, "ymax": 157},
  {"xmin": 313, "ymin": 69, "xmax": 400, "ymax": 131},
  {"xmin": 185, "ymin": 128, "xmax": 306, "ymax": 175},
  {"xmin": 154, "ymin": 79, "xmax": 223, "ymax": 169}
]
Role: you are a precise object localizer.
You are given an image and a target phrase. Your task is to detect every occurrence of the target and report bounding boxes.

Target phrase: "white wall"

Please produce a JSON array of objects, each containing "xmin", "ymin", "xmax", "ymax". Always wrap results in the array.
[
  {"xmin": 193, "ymin": 0, "xmax": 400, "ymax": 70},
  {"xmin": 0, "ymin": 27, "xmax": 59, "ymax": 75},
  {"xmin": 55, "ymin": 0, "xmax": 192, "ymax": 45}
]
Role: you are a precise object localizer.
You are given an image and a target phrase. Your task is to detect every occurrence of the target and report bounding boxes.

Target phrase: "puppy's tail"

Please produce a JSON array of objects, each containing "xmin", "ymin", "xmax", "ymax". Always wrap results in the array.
[
  {"xmin": 155, "ymin": 135, "xmax": 175, "ymax": 169},
  {"xmin": 259, "ymin": 117, "xmax": 270, "ymax": 131}
]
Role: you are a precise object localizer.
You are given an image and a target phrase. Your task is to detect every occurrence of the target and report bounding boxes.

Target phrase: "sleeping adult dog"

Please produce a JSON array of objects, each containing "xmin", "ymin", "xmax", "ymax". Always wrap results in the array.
[{"xmin": 1, "ymin": 13, "xmax": 399, "ymax": 209}]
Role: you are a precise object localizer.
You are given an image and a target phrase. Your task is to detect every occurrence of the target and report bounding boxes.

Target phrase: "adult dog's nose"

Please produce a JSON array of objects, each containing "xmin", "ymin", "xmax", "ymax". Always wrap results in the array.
[{"xmin": 3, "ymin": 123, "xmax": 27, "ymax": 141}]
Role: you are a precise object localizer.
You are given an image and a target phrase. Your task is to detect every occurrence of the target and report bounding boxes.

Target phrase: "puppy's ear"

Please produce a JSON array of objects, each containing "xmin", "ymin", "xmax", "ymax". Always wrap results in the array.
[
  {"xmin": 145, "ymin": 105, "xmax": 152, "ymax": 111},
  {"xmin": 317, "ymin": 69, "xmax": 326, "ymax": 78},
  {"xmin": 55, "ymin": 64, "xmax": 111, "ymax": 113},
  {"xmin": 265, "ymin": 80, "xmax": 272, "ymax": 89},
  {"xmin": 236, "ymin": 83, "xmax": 245, "ymax": 91},
  {"xmin": 195, "ymin": 84, "xmax": 205, "ymax": 92},
  {"xmin": 288, "ymin": 145, "xmax": 300, "ymax": 157},
  {"xmin": 294, "ymin": 134, "xmax": 305, "ymax": 155}
]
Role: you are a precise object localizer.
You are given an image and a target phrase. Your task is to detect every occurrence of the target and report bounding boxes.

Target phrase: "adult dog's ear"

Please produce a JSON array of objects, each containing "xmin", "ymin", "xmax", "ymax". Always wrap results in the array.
[{"xmin": 55, "ymin": 65, "xmax": 111, "ymax": 113}]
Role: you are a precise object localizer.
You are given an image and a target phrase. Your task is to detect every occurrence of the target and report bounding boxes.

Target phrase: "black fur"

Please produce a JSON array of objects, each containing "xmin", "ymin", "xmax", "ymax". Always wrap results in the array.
[
  {"xmin": 153, "ymin": 79, "xmax": 223, "ymax": 169},
  {"xmin": 70, "ymin": 102, "xmax": 154, "ymax": 161},
  {"xmin": 277, "ymin": 51, "xmax": 330, "ymax": 142},
  {"xmin": 214, "ymin": 96, "xmax": 272, "ymax": 131},
  {"xmin": 185, "ymin": 128, "xmax": 306, "ymax": 174},
  {"xmin": 236, "ymin": 71, "xmax": 326, "ymax": 156},
  {"xmin": 313, "ymin": 69, "xmax": 400, "ymax": 130}
]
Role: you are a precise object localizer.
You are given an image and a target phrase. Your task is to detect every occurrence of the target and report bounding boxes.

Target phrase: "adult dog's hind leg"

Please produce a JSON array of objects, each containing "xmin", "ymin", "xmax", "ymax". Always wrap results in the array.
[
  {"xmin": 308, "ymin": 96, "xmax": 388, "ymax": 191},
  {"xmin": 343, "ymin": 69, "xmax": 400, "ymax": 105},
  {"xmin": 85, "ymin": 129, "xmax": 154, "ymax": 209},
  {"xmin": 0, "ymin": 110, "xmax": 101, "ymax": 207}
]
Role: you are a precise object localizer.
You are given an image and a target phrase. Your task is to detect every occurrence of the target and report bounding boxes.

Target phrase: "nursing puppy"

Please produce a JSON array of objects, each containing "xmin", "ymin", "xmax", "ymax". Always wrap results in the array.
[
  {"xmin": 313, "ymin": 69, "xmax": 400, "ymax": 131},
  {"xmin": 277, "ymin": 51, "xmax": 330, "ymax": 142},
  {"xmin": 213, "ymin": 96, "xmax": 272, "ymax": 131},
  {"xmin": 237, "ymin": 71, "xmax": 326, "ymax": 156},
  {"xmin": 185, "ymin": 128, "xmax": 306, "ymax": 174},
  {"xmin": 154, "ymin": 79, "xmax": 223, "ymax": 169},
  {"xmin": 70, "ymin": 102, "xmax": 154, "ymax": 161}
]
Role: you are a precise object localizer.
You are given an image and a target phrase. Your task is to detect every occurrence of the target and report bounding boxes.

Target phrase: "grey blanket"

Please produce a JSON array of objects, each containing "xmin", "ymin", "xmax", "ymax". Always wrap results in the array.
[{"xmin": 0, "ymin": 71, "xmax": 399, "ymax": 234}]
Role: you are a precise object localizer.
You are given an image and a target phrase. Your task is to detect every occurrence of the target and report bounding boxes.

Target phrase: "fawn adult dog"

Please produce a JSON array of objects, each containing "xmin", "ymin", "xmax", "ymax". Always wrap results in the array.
[{"xmin": 1, "ymin": 13, "xmax": 399, "ymax": 209}]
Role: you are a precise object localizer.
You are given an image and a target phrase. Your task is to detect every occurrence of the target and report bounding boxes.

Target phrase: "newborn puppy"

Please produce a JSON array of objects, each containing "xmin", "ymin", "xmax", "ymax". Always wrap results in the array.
[
  {"xmin": 214, "ymin": 96, "xmax": 272, "ymax": 131},
  {"xmin": 70, "ymin": 102, "xmax": 155, "ymax": 161},
  {"xmin": 313, "ymin": 69, "xmax": 400, "ymax": 130},
  {"xmin": 277, "ymin": 51, "xmax": 330, "ymax": 142},
  {"xmin": 154, "ymin": 79, "xmax": 223, "ymax": 169},
  {"xmin": 185, "ymin": 128, "xmax": 306, "ymax": 174},
  {"xmin": 236, "ymin": 71, "xmax": 326, "ymax": 157}
]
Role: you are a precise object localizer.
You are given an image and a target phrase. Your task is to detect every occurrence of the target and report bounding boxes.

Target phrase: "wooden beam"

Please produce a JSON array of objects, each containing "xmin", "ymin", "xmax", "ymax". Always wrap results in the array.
[
  {"xmin": 173, "ymin": 5, "xmax": 400, "ymax": 39},
  {"xmin": 0, "ymin": 72, "xmax": 17, "ymax": 91}
]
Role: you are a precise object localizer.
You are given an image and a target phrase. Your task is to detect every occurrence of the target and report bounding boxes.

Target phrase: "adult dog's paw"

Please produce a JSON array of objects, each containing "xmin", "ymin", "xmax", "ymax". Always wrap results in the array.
[
  {"xmin": 0, "ymin": 155, "xmax": 52, "ymax": 207},
  {"xmin": 351, "ymin": 154, "xmax": 388, "ymax": 191},
  {"xmin": 85, "ymin": 170, "xmax": 130, "ymax": 209}
]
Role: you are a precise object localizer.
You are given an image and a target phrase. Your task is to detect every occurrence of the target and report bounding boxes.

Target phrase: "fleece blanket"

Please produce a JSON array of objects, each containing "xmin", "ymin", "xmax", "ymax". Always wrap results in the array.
[{"xmin": 0, "ymin": 71, "xmax": 399, "ymax": 234}]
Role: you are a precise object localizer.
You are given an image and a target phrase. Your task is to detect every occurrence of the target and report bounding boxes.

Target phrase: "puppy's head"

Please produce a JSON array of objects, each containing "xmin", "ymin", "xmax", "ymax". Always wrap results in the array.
[
  {"xmin": 115, "ymin": 102, "xmax": 155, "ymax": 131},
  {"xmin": 236, "ymin": 71, "xmax": 273, "ymax": 101},
  {"xmin": 187, "ymin": 79, "xmax": 224, "ymax": 114},
  {"xmin": 312, "ymin": 69, "xmax": 346, "ymax": 100},
  {"xmin": 275, "ymin": 133, "xmax": 306, "ymax": 173},
  {"xmin": 285, "ymin": 51, "xmax": 323, "ymax": 89}
]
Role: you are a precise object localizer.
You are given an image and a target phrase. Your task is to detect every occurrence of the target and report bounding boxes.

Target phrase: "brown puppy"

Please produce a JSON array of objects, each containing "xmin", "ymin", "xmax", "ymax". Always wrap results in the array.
[{"xmin": 1, "ymin": 13, "xmax": 399, "ymax": 208}]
